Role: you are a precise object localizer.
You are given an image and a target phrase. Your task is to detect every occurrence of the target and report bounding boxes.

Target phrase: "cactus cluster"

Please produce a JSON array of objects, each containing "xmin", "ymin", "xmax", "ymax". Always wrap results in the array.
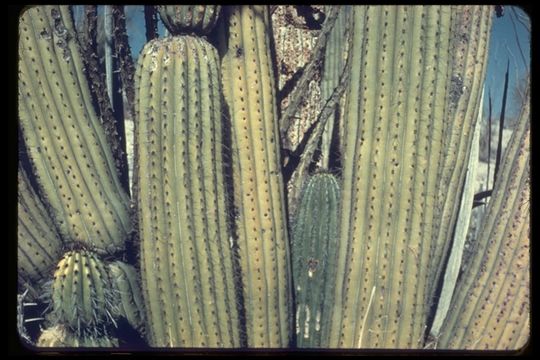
[{"xmin": 18, "ymin": 4, "xmax": 528, "ymax": 351}]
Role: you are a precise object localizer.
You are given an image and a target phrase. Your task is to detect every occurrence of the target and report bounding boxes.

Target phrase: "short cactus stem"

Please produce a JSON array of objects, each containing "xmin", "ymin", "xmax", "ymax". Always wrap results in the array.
[
  {"xmin": 292, "ymin": 172, "xmax": 340, "ymax": 347},
  {"xmin": 157, "ymin": 5, "xmax": 221, "ymax": 35}
]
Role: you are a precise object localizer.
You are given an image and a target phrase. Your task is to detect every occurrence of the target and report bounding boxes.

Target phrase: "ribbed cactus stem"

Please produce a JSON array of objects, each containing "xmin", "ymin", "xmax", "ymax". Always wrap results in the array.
[
  {"xmin": 18, "ymin": 6, "xmax": 132, "ymax": 255},
  {"xmin": 108, "ymin": 261, "xmax": 146, "ymax": 332},
  {"xmin": 135, "ymin": 36, "xmax": 239, "ymax": 347},
  {"xmin": 51, "ymin": 250, "xmax": 114, "ymax": 332},
  {"xmin": 437, "ymin": 95, "xmax": 530, "ymax": 350},
  {"xmin": 292, "ymin": 173, "xmax": 340, "ymax": 347},
  {"xmin": 220, "ymin": 5, "xmax": 292, "ymax": 347},
  {"xmin": 18, "ymin": 166, "xmax": 63, "ymax": 285},
  {"xmin": 157, "ymin": 5, "xmax": 221, "ymax": 35},
  {"xmin": 329, "ymin": 6, "xmax": 454, "ymax": 348}
]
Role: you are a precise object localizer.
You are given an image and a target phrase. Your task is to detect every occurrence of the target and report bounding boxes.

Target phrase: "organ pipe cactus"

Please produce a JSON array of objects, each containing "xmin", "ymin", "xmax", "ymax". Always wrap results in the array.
[
  {"xmin": 436, "ymin": 93, "xmax": 530, "ymax": 350},
  {"xmin": 292, "ymin": 173, "xmax": 340, "ymax": 347},
  {"xmin": 18, "ymin": 5, "xmax": 132, "ymax": 255},
  {"xmin": 328, "ymin": 6, "xmax": 460, "ymax": 348},
  {"xmin": 220, "ymin": 5, "xmax": 292, "ymax": 347},
  {"xmin": 157, "ymin": 5, "xmax": 222, "ymax": 35},
  {"xmin": 134, "ymin": 35, "xmax": 240, "ymax": 347}
]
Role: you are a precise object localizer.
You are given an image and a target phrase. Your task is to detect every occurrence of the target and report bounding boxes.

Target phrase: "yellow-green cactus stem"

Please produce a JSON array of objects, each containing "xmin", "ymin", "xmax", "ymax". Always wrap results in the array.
[
  {"xmin": 436, "ymin": 95, "xmax": 530, "ymax": 350},
  {"xmin": 37, "ymin": 324, "xmax": 119, "ymax": 347},
  {"xmin": 108, "ymin": 261, "xmax": 146, "ymax": 333},
  {"xmin": 18, "ymin": 5, "xmax": 131, "ymax": 255},
  {"xmin": 157, "ymin": 5, "xmax": 221, "ymax": 35},
  {"xmin": 50, "ymin": 250, "xmax": 114, "ymax": 332},
  {"xmin": 18, "ymin": 166, "xmax": 63, "ymax": 285},
  {"xmin": 292, "ymin": 172, "xmax": 340, "ymax": 347},
  {"xmin": 220, "ymin": 5, "xmax": 292, "ymax": 347},
  {"xmin": 328, "ymin": 6, "xmax": 455, "ymax": 348},
  {"xmin": 135, "ymin": 36, "xmax": 239, "ymax": 347}
]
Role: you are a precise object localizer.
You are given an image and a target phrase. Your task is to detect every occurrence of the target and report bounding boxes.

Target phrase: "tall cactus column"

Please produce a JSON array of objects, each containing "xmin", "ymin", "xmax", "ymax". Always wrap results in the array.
[
  {"xmin": 328, "ymin": 6, "xmax": 455, "ymax": 348},
  {"xmin": 135, "ymin": 36, "xmax": 240, "ymax": 347},
  {"xmin": 220, "ymin": 5, "xmax": 292, "ymax": 347},
  {"xmin": 18, "ymin": 5, "xmax": 132, "ymax": 254}
]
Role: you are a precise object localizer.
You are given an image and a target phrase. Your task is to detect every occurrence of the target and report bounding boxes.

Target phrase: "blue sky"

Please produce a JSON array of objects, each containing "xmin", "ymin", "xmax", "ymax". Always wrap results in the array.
[{"xmin": 78, "ymin": 5, "xmax": 531, "ymax": 121}]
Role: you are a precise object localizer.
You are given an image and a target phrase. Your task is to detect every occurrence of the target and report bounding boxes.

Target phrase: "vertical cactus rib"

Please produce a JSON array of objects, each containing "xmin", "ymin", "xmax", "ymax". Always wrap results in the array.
[
  {"xmin": 437, "ymin": 97, "xmax": 530, "ymax": 350},
  {"xmin": 18, "ymin": 166, "xmax": 63, "ymax": 284},
  {"xmin": 292, "ymin": 173, "xmax": 340, "ymax": 347},
  {"xmin": 220, "ymin": 5, "xmax": 292, "ymax": 347},
  {"xmin": 18, "ymin": 6, "xmax": 131, "ymax": 254},
  {"xmin": 135, "ymin": 36, "xmax": 239, "ymax": 347},
  {"xmin": 427, "ymin": 6, "xmax": 492, "ymax": 307},
  {"xmin": 329, "ymin": 6, "xmax": 454, "ymax": 348}
]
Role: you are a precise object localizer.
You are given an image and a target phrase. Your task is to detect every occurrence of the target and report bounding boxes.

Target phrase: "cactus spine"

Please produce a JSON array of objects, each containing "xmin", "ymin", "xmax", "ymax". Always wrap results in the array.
[
  {"xmin": 157, "ymin": 5, "xmax": 221, "ymax": 36},
  {"xmin": 135, "ymin": 36, "xmax": 239, "ymax": 347},
  {"xmin": 292, "ymin": 173, "xmax": 340, "ymax": 347},
  {"xmin": 328, "ymin": 6, "xmax": 456, "ymax": 348},
  {"xmin": 436, "ymin": 95, "xmax": 530, "ymax": 350},
  {"xmin": 18, "ymin": 6, "xmax": 131, "ymax": 255},
  {"xmin": 220, "ymin": 5, "xmax": 292, "ymax": 347},
  {"xmin": 18, "ymin": 166, "xmax": 63, "ymax": 286}
]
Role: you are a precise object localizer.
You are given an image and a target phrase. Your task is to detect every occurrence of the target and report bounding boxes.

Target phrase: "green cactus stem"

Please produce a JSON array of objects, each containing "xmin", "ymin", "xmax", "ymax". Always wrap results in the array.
[
  {"xmin": 328, "ymin": 6, "xmax": 456, "ymax": 348},
  {"xmin": 157, "ymin": 5, "xmax": 221, "ymax": 36},
  {"xmin": 220, "ymin": 5, "xmax": 292, "ymax": 347},
  {"xmin": 108, "ymin": 261, "xmax": 146, "ymax": 333},
  {"xmin": 18, "ymin": 166, "xmax": 63, "ymax": 286},
  {"xmin": 135, "ymin": 35, "xmax": 239, "ymax": 347},
  {"xmin": 18, "ymin": 5, "xmax": 132, "ymax": 255},
  {"xmin": 436, "ymin": 93, "xmax": 530, "ymax": 350},
  {"xmin": 292, "ymin": 172, "xmax": 340, "ymax": 347},
  {"xmin": 50, "ymin": 250, "xmax": 114, "ymax": 332}
]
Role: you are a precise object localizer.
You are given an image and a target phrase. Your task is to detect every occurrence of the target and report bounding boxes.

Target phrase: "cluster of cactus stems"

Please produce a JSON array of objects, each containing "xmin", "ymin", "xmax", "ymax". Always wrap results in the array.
[
  {"xmin": 18, "ymin": 5, "xmax": 141, "ymax": 347},
  {"xmin": 18, "ymin": 4, "xmax": 529, "ymax": 350}
]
